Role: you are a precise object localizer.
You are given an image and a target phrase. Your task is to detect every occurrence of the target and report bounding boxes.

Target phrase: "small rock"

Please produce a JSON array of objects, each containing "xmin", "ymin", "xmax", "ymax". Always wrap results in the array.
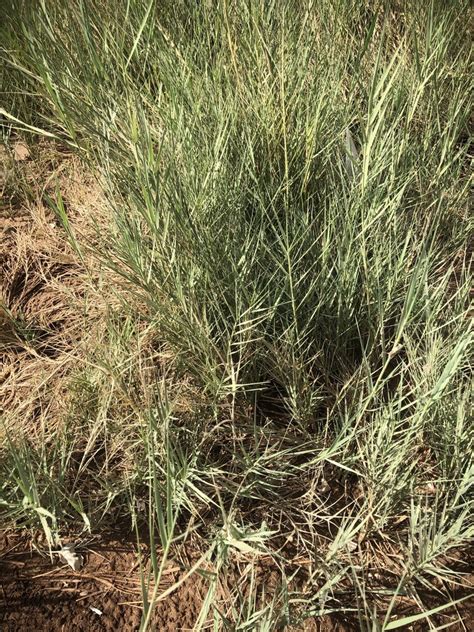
[
  {"xmin": 416, "ymin": 482, "xmax": 437, "ymax": 495},
  {"xmin": 90, "ymin": 607, "xmax": 103, "ymax": 616},
  {"xmin": 58, "ymin": 544, "xmax": 83, "ymax": 571},
  {"xmin": 317, "ymin": 478, "xmax": 330, "ymax": 493},
  {"xmin": 13, "ymin": 142, "xmax": 31, "ymax": 162}
]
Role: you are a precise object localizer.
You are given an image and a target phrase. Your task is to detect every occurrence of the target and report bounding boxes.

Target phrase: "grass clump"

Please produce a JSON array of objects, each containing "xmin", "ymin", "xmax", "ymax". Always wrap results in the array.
[{"xmin": 1, "ymin": 0, "xmax": 472, "ymax": 629}]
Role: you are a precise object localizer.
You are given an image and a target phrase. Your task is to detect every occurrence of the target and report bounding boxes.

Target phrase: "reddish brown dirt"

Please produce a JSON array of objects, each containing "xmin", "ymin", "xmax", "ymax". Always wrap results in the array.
[
  {"xmin": 2, "ymin": 529, "xmax": 472, "ymax": 631},
  {"xmin": 0, "ymin": 530, "xmax": 208, "ymax": 631}
]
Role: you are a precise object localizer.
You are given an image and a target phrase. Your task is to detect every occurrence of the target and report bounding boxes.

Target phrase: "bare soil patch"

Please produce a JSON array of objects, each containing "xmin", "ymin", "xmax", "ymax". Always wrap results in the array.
[
  {"xmin": 0, "ymin": 530, "xmax": 209, "ymax": 631},
  {"xmin": 1, "ymin": 529, "xmax": 472, "ymax": 631},
  {"xmin": 0, "ymin": 529, "xmax": 361, "ymax": 632}
]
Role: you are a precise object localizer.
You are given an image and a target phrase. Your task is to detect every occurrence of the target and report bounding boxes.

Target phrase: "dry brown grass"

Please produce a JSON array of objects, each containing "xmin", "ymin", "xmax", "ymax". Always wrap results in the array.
[{"xmin": 0, "ymin": 140, "xmax": 115, "ymax": 440}]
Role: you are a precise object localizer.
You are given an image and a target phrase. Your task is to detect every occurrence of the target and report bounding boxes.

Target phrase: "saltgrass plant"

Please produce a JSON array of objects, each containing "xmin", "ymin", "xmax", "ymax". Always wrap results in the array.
[{"xmin": 1, "ymin": 0, "xmax": 472, "ymax": 628}]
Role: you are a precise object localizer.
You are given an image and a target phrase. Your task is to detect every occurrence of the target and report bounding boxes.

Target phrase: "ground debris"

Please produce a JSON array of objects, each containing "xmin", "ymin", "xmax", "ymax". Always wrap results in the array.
[{"xmin": 58, "ymin": 544, "xmax": 83, "ymax": 571}]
